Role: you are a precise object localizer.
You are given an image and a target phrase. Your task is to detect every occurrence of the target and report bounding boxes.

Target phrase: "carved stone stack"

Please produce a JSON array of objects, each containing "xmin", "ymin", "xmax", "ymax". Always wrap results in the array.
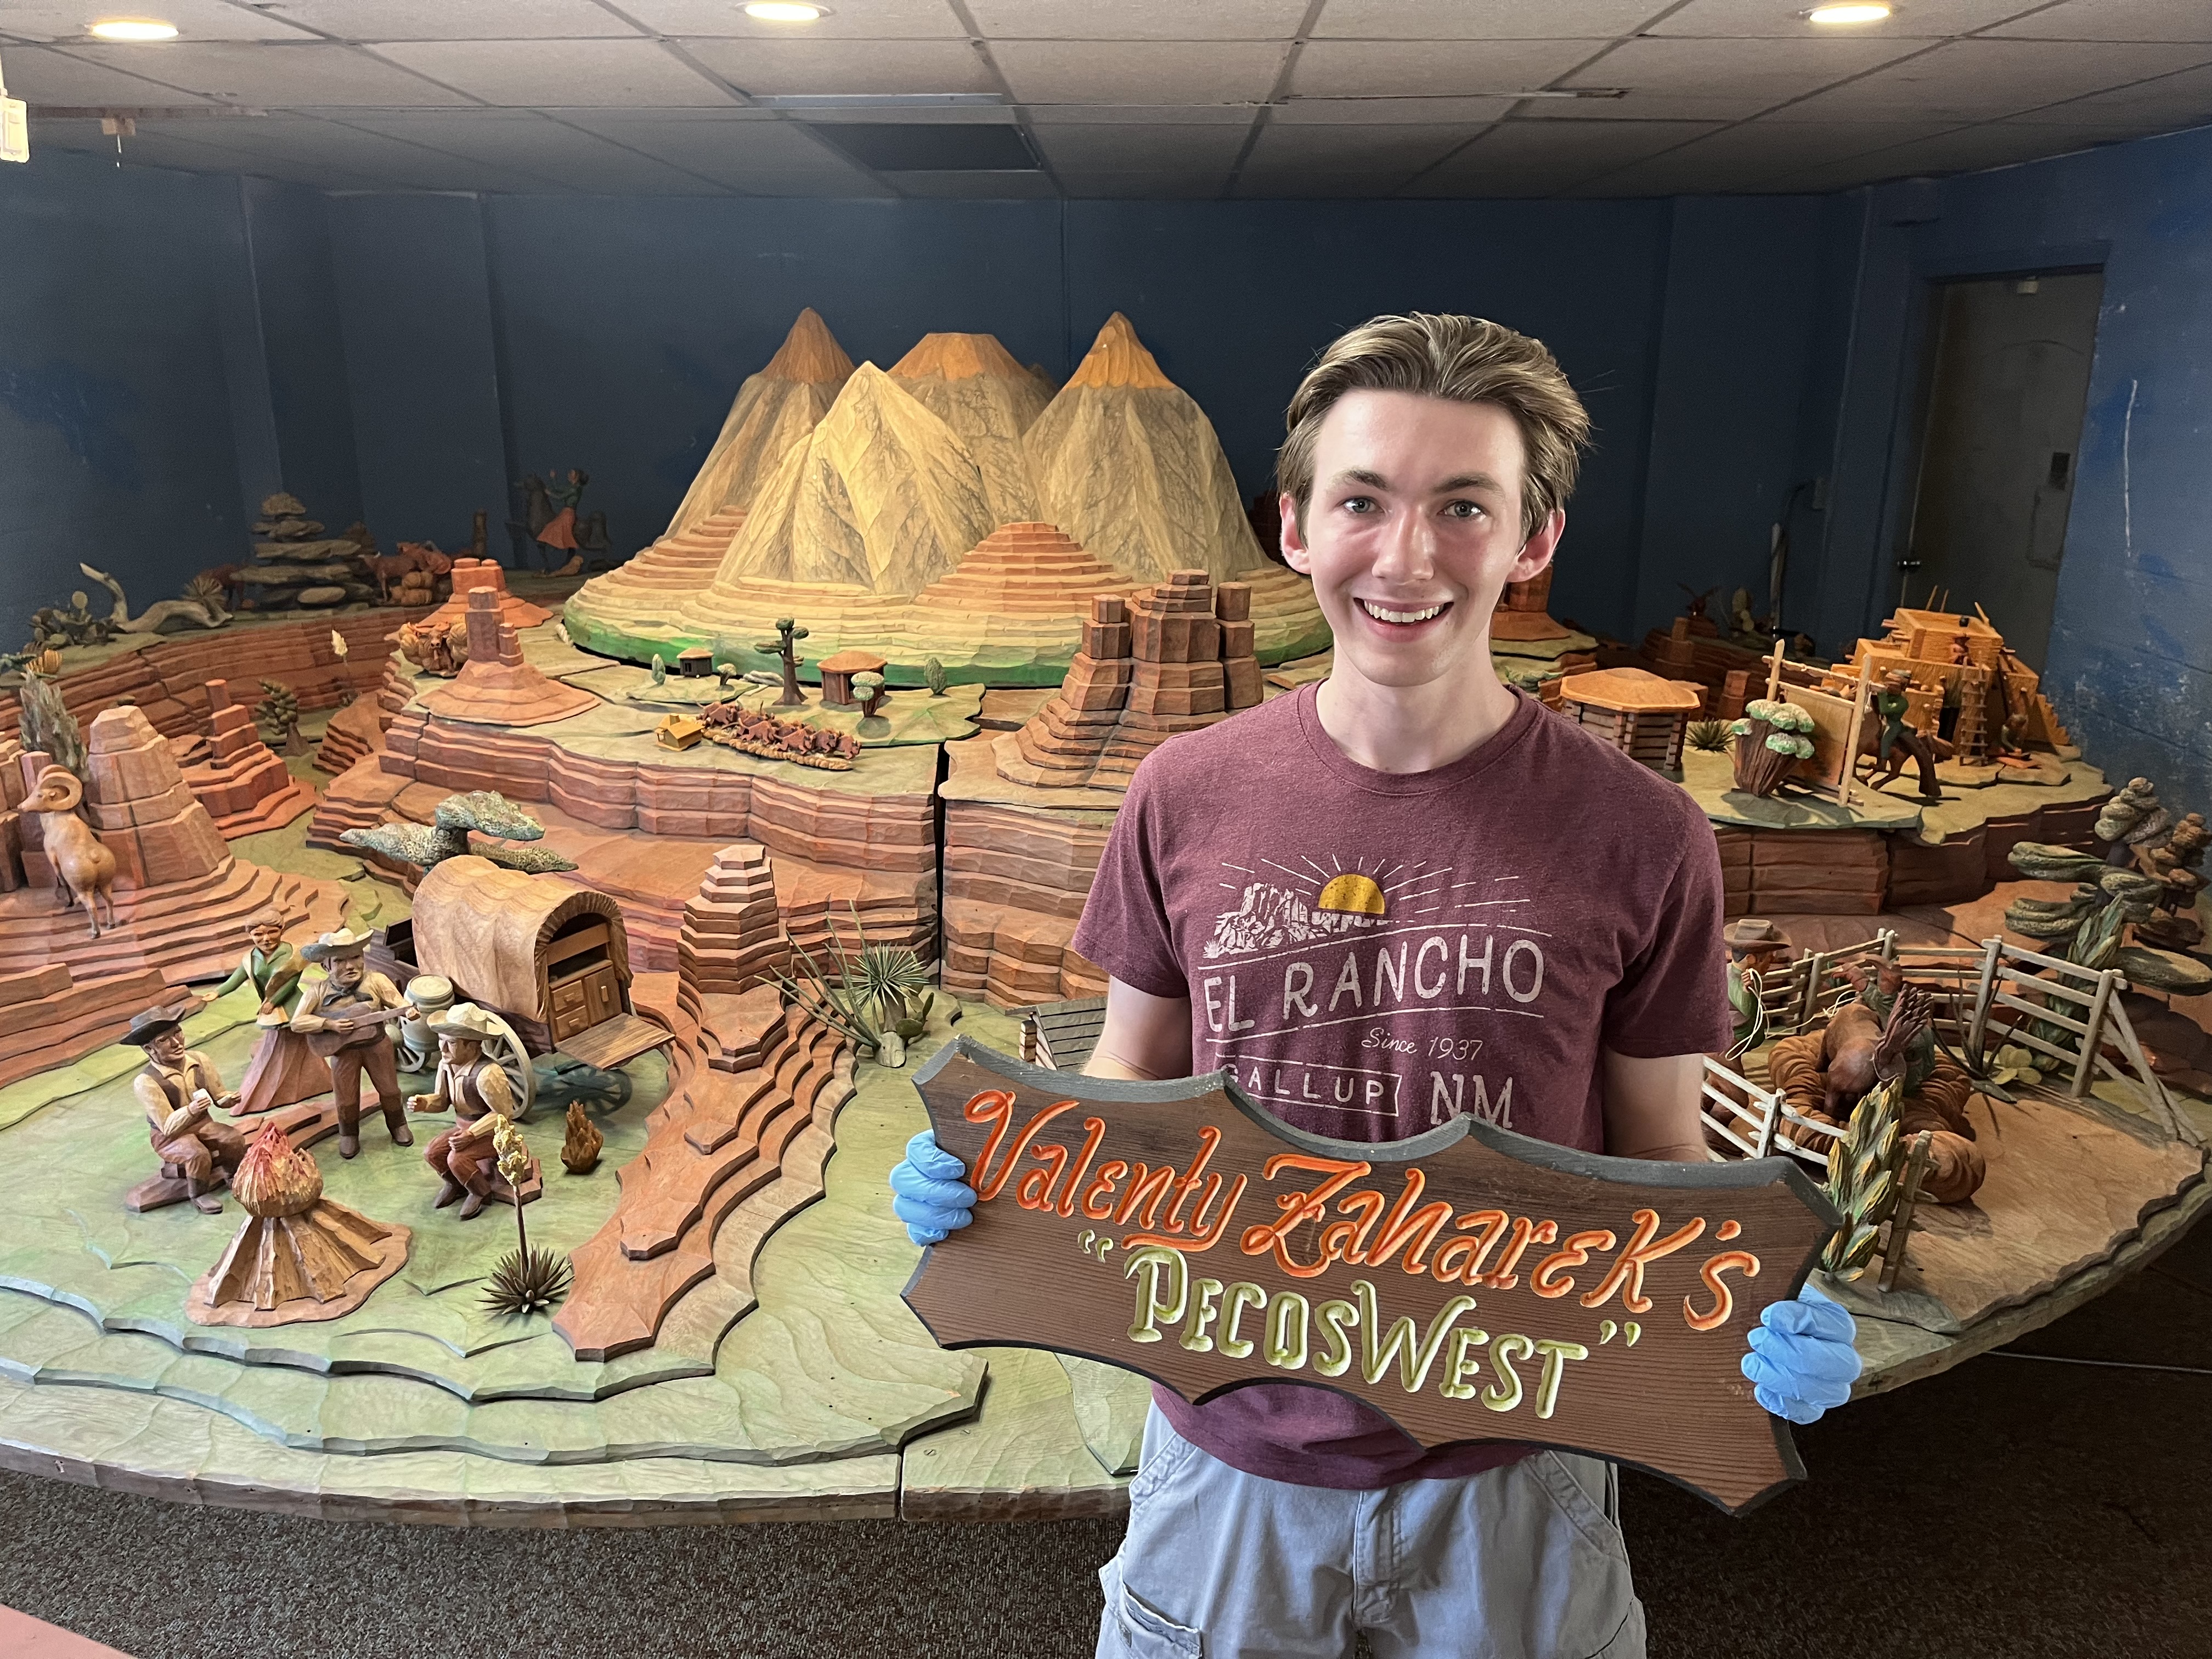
[
  {"xmin": 80, "ymin": 706, "xmax": 233, "ymax": 889},
  {"xmin": 417, "ymin": 589, "xmax": 595, "ymax": 727},
  {"xmin": 182, "ymin": 679, "xmax": 318, "ymax": 835},
  {"xmin": 421, "ymin": 557, "xmax": 551, "ymax": 633},
  {"xmin": 679, "ymin": 842, "xmax": 790, "ymax": 997},
  {"xmin": 998, "ymin": 571, "xmax": 1263, "ymax": 791}
]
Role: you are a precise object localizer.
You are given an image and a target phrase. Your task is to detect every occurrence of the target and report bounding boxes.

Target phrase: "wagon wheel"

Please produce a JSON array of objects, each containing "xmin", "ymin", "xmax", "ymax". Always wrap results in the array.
[{"xmin": 477, "ymin": 1008, "xmax": 538, "ymax": 1121}]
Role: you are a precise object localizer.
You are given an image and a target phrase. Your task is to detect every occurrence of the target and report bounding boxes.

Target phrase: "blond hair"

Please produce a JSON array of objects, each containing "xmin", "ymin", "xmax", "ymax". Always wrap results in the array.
[{"xmin": 1276, "ymin": 313, "xmax": 1591, "ymax": 542}]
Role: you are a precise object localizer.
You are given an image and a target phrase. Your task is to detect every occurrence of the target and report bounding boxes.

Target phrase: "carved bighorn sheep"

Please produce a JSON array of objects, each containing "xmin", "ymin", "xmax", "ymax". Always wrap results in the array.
[{"xmin": 22, "ymin": 766, "xmax": 118, "ymax": 938}]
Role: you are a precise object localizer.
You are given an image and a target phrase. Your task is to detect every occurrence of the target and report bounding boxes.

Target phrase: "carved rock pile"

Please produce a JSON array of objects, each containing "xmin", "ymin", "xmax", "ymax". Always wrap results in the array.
[
  {"xmin": 181, "ymin": 678, "xmax": 318, "ymax": 835},
  {"xmin": 679, "ymin": 842, "xmax": 792, "ymax": 995}
]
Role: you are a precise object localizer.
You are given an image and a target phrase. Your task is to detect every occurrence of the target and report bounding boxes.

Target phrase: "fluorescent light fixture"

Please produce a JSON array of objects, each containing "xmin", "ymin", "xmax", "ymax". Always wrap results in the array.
[
  {"xmin": 87, "ymin": 17, "xmax": 179, "ymax": 40},
  {"xmin": 743, "ymin": 2, "xmax": 826, "ymax": 20},
  {"xmin": 1804, "ymin": 4, "xmax": 1892, "ymax": 22}
]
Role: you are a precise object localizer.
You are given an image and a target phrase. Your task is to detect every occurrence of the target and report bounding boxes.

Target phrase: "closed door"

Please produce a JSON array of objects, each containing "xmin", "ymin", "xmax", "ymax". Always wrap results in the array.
[
  {"xmin": 1901, "ymin": 271, "xmax": 2104, "ymax": 671},
  {"xmin": 582, "ymin": 962, "xmax": 622, "ymax": 1025}
]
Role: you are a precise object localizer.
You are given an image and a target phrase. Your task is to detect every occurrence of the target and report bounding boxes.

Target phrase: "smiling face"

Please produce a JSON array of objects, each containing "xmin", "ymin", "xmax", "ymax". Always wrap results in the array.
[
  {"xmin": 250, "ymin": 923, "xmax": 283, "ymax": 955},
  {"xmin": 1280, "ymin": 389, "xmax": 1562, "ymax": 697}
]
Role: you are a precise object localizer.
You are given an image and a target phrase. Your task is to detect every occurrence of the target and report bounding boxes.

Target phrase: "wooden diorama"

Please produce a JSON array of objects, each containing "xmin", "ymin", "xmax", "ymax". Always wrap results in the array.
[
  {"xmin": 0, "ymin": 302, "xmax": 2201, "ymax": 1532},
  {"xmin": 907, "ymin": 1039, "xmax": 1838, "ymax": 1513}
]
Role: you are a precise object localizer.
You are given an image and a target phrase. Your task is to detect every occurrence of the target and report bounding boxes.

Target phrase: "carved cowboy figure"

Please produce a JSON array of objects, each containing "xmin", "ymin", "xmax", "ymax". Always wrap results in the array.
[
  {"xmin": 290, "ymin": 928, "xmax": 415, "ymax": 1159},
  {"xmin": 408, "ymin": 1003, "xmax": 520, "ymax": 1220},
  {"xmin": 1869, "ymin": 667, "xmax": 1943, "ymax": 800},
  {"xmin": 127, "ymin": 1005, "xmax": 248, "ymax": 1215}
]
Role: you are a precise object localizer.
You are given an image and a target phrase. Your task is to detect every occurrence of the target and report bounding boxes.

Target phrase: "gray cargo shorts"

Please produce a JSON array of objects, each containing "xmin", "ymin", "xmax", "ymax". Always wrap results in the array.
[{"xmin": 1098, "ymin": 1406, "xmax": 1646, "ymax": 1659}]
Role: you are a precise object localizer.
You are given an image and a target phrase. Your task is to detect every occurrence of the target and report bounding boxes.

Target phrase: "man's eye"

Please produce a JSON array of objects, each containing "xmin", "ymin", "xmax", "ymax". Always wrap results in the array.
[
  {"xmin": 1443, "ymin": 500, "xmax": 1483, "ymax": 520},
  {"xmin": 1342, "ymin": 496, "xmax": 1377, "ymax": 514}
]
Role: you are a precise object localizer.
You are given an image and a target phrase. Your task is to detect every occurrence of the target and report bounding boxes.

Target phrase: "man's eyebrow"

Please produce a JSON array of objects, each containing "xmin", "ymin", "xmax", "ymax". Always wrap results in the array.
[
  {"xmin": 1435, "ymin": 472, "xmax": 1505, "ymax": 494},
  {"xmin": 1329, "ymin": 467, "xmax": 1391, "ymax": 489}
]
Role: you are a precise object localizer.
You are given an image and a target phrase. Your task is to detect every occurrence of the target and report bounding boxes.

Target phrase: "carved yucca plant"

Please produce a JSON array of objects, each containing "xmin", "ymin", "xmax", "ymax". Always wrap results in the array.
[
  {"xmin": 1686, "ymin": 718, "xmax": 1733, "ymax": 754},
  {"xmin": 1821, "ymin": 1075, "xmax": 1903, "ymax": 1281},
  {"xmin": 481, "ymin": 1116, "xmax": 571, "ymax": 1316}
]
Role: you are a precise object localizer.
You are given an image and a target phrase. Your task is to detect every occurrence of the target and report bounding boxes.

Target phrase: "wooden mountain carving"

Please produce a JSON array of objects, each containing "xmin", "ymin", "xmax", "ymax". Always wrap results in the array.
[
  {"xmin": 666, "ymin": 308, "xmax": 854, "ymax": 540},
  {"xmin": 890, "ymin": 332, "xmax": 1051, "ymax": 527},
  {"xmin": 904, "ymin": 1038, "xmax": 1841, "ymax": 1514}
]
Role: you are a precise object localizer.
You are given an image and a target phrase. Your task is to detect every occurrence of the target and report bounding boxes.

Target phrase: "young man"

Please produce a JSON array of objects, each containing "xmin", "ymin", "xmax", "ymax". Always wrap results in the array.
[{"xmin": 891, "ymin": 314, "xmax": 1858, "ymax": 1657}]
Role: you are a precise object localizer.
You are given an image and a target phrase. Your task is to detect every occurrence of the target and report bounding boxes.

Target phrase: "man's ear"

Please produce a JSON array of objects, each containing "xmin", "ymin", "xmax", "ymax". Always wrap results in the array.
[
  {"xmin": 1278, "ymin": 492, "xmax": 1311, "ymax": 575},
  {"xmin": 1509, "ymin": 507, "xmax": 1565, "ymax": 583}
]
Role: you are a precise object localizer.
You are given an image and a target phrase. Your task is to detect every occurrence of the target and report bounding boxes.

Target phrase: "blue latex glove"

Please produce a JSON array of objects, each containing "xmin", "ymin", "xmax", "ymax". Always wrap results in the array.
[
  {"xmin": 1741, "ymin": 1281, "xmax": 1861, "ymax": 1424},
  {"xmin": 889, "ymin": 1128, "xmax": 978, "ymax": 1245}
]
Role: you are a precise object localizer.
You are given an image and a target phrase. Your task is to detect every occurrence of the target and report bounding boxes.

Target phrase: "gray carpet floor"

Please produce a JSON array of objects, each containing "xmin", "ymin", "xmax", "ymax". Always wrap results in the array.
[{"xmin": 2, "ymin": 1216, "xmax": 2204, "ymax": 1658}]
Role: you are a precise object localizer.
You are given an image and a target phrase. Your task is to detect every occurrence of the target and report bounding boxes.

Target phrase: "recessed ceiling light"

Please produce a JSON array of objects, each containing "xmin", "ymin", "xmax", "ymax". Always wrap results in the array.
[
  {"xmin": 87, "ymin": 17, "xmax": 179, "ymax": 40},
  {"xmin": 743, "ymin": 2, "xmax": 826, "ymax": 20},
  {"xmin": 1804, "ymin": 4, "xmax": 1892, "ymax": 22}
]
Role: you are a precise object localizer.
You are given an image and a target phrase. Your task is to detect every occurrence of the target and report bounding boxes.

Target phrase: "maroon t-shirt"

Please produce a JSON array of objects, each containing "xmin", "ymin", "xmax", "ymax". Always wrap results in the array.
[{"xmin": 1069, "ymin": 682, "xmax": 1733, "ymax": 1490}]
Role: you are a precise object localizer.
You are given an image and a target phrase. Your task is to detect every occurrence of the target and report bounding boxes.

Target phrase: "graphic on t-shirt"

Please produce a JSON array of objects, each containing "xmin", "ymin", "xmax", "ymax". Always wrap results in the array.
[{"xmin": 1198, "ymin": 856, "xmax": 1542, "ymax": 1132}]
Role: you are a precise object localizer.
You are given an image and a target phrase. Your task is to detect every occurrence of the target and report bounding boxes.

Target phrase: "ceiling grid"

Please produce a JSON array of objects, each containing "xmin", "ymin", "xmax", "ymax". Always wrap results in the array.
[{"xmin": 1, "ymin": 0, "xmax": 2205, "ymax": 196}]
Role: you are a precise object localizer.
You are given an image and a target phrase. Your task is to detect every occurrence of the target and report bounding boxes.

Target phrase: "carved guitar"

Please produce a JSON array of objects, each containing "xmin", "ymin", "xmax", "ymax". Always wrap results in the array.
[{"xmin": 304, "ymin": 1005, "xmax": 413, "ymax": 1059}]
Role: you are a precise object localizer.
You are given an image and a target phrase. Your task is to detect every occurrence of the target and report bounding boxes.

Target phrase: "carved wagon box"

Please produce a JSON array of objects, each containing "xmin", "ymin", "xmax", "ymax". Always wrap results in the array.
[
  {"xmin": 905, "ymin": 1038, "xmax": 1841, "ymax": 1514},
  {"xmin": 409, "ymin": 855, "xmax": 664, "ymax": 1068}
]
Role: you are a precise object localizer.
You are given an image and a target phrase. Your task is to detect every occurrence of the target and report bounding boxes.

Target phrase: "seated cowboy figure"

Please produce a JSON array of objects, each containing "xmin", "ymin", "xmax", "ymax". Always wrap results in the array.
[
  {"xmin": 127, "ymin": 1005, "xmax": 249, "ymax": 1215},
  {"xmin": 408, "ymin": 1003, "xmax": 531, "ymax": 1220}
]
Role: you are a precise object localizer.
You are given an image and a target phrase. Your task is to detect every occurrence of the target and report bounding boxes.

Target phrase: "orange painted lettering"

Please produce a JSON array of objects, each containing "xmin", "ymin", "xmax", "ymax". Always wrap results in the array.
[
  {"xmin": 1239, "ymin": 1154, "xmax": 1373, "ymax": 1279},
  {"xmin": 1080, "ymin": 1159, "xmax": 1129, "ymax": 1220},
  {"xmin": 966, "ymin": 1091, "xmax": 1080, "ymax": 1203},
  {"xmin": 1531, "ymin": 1229, "xmax": 1616, "ymax": 1300},
  {"xmin": 1055, "ymin": 1118, "xmax": 1107, "ymax": 1217},
  {"xmin": 1476, "ymin": 1217, "xmax": 1558, "ymax": 1289},
  {"xmin": 1431, "ymin": 1209, "xmax": 1507, "ymax": 1285},
  {"xmin": 1582, "ymin": 1209, "xmax": 1708, "ymax": 1313},
  {"xmin": 1684, "ymin": 1249, "xmax": 1760, "ymax": 1331},
  {"xmin": 1358, "ymin": 1169, "xmax": 1458, "ymax": 1276}
]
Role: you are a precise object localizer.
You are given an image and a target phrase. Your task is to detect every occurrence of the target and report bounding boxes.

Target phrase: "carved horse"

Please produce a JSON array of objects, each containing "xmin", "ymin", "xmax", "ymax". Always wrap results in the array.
[{"xmin": 22, "ymin": 766, "xmax": 118, "ymax": 938}]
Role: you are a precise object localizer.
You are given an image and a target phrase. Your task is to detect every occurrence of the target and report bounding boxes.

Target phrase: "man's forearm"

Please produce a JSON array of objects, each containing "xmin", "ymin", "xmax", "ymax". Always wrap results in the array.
[{"xmin": 1600, "ymin": 1048, "xmax": 1711, "ymax": 1164}]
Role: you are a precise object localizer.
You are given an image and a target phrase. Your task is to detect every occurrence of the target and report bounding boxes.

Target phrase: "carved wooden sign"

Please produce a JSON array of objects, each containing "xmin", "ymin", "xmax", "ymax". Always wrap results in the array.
[{"xmin": 903, "ymin": 1038, "xmax": 1842, "ymax": 1514}]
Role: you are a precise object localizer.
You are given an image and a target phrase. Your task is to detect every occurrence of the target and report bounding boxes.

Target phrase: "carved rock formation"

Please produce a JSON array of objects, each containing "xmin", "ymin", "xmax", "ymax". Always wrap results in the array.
[
  {"xmin": 417, "ymin": 590, "xmax": 595, "ymax": 727},
  {"xmin": 422, "ymin": 558, "xmax": 551, "ymax": 633},
  {"xmin": 680, "ymin": 842, "xmax": 792, "ymax": 995},
  {"xmin": 181, "ymin": 678, "xmax": 318, "ymax": 835},
  {"xmin": 998, "ymin": 572, "xmax": 1264, "ymax": 792}
]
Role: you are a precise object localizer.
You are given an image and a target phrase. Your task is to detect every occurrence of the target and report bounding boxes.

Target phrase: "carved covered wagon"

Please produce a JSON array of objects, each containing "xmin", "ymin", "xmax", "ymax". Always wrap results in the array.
[{"xmin": 408, "ymin": 855, "xmax": 669, "ymax": 1069}]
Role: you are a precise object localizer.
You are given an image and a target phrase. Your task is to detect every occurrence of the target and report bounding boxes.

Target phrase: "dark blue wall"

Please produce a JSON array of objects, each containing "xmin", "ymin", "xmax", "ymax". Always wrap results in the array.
[
  {"xmin": 0, "ymin": 147, "xmax": 253, "ymax": 619},
  {"xmin": 0, "ymin": 158, "xmax": 1839, "ymax": 645},
  {"xmin": 1814, "ymin": 123, "xmax": 2212, "ymax": 807},
  {"xmin": 328, "ymin": 193, "xmax": 505, "ymax": 550}
]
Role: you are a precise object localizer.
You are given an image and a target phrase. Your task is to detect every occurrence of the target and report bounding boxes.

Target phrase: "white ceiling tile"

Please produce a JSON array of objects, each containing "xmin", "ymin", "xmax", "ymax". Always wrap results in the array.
[
  {"xmin": 889, "ymin": 166, "xmax": 1057, "ymax": 195},
  {"xmin": 1024, "ymin": 102, "xmax": 1254, "ymax": 122},
  {"xmin": 61, "ymin": 41, "xmax": 475, "ymax": 103},
  {"xmin": 368, "ymin": 38, "xmax": 736, "ymax": 106},
  {"xmin": 1564, "ymin": 34, "xmax": 1925, "ymax": 101},
  {"xmin": 990, "ymin": 38, "xmax": 1285, "ymax": 103},
  {"xmin": 1055, "ymin": 168, "xmax": 1228, "ymax": 196},
  {"xmin": 1781, "ymin": 38, "xmax": 2212, "ymax": 120},
  {"xmin": 680, "ymin": 35, "xmax": 996, "ymax": 94},
  {"xmin": 1273, "ymin": 95, "xmax": 1520, "ymax": 123},
  {"xmin": 72, "ymin": 128, "xmax": 390, "ymax": 187},
  {"xmin": 559, "ymin": 109, "xmax": 867, "ymax": 176},
  {"xmin": 1242, "ymin": 120, "xmax": 1474, "ymax": 172},
  {"xmin": 1983, "ymin": 0, "xmax": 2212, "ymax": 43},
  {"xmin": 261, "ymin": 1, "xmax": 646, "ymax": 42},
  {"xmin": 1841, "ymin": 122, "xmax": 2138, "ymax": 172},
  {"xmin": 334, "ymin": 109, "xmax": 729, "ymax": 190},
  {"xmin": 148, "ymin": 111, "xmax": 552, "ymax": 188},
  {"xmin": 1406, "ymin": 117, "xmax": 1722, "ymax": 193},
  {"xmin": 0, "ymin": 42, "xmax": 218, "ymax": 103},
  {"xmin": 1030, "ymin": 122, "xmax": 1249, "ymax": 169},
  {"xmin": 965, "ymin": 0, "xmax": 1307, "ymax": 39},
  {"xmin": 1312, "ymin": 1, "xmax": 1664, "ymax": 38},
  {"xmin": 1647, "ymin": 0, "xmax": 2038, "ymax": 38},
  {"xmin": 0, "ymin": 1, "xmax": 318, "ymax": 44},
  {"xmin": 2002, "ymin": 59, "xmax": 2212, "ymax": 123},
  {"xmin": 736, "ymin": 169, "xmax": 898, "ymax": 195},
  {"xmin": 618, "ymin": 0, "xmax": 967, "ymax": 38},
  {"xmin": 1291, "ymin": 38, "xmax": 1602, "ymax": 98}
]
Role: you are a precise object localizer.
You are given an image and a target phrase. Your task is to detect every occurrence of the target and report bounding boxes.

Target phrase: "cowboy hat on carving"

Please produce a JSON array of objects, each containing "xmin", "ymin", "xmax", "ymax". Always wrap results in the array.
[
  {"xmin": 429, "ymin": 1003, "xmax": 504, "ymax": 1043},
  {"xmin": 300, "ymin": 927, "xmax": 375, "ymax": 965}
]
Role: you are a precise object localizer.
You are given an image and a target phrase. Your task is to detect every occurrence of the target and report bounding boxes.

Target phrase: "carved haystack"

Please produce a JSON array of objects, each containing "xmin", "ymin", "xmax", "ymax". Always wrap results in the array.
[
  {"xmin": 187, "ymin": 1122, "xmax": 410, "ymax": 1327},
  {"xmin": 561, "ymin": 1101, "xmax": 603, "ymax": 1175}
]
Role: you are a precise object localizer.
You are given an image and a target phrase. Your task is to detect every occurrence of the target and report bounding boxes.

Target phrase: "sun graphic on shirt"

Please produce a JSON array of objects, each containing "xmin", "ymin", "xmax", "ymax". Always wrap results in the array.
[{"xmin": 1314, "ymin": 872, "xmax": 1387, "ymax": 917}]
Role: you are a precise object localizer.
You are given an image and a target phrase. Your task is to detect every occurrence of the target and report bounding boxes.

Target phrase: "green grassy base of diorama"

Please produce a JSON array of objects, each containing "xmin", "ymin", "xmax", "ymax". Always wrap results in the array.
[
  {"xmin": 0, "ymin": 996, "xmax": 1150, "ymax": 1522},
  {"xmin": 560, "ymin": 601, "xmax": 1335, "ymax": 690}
]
